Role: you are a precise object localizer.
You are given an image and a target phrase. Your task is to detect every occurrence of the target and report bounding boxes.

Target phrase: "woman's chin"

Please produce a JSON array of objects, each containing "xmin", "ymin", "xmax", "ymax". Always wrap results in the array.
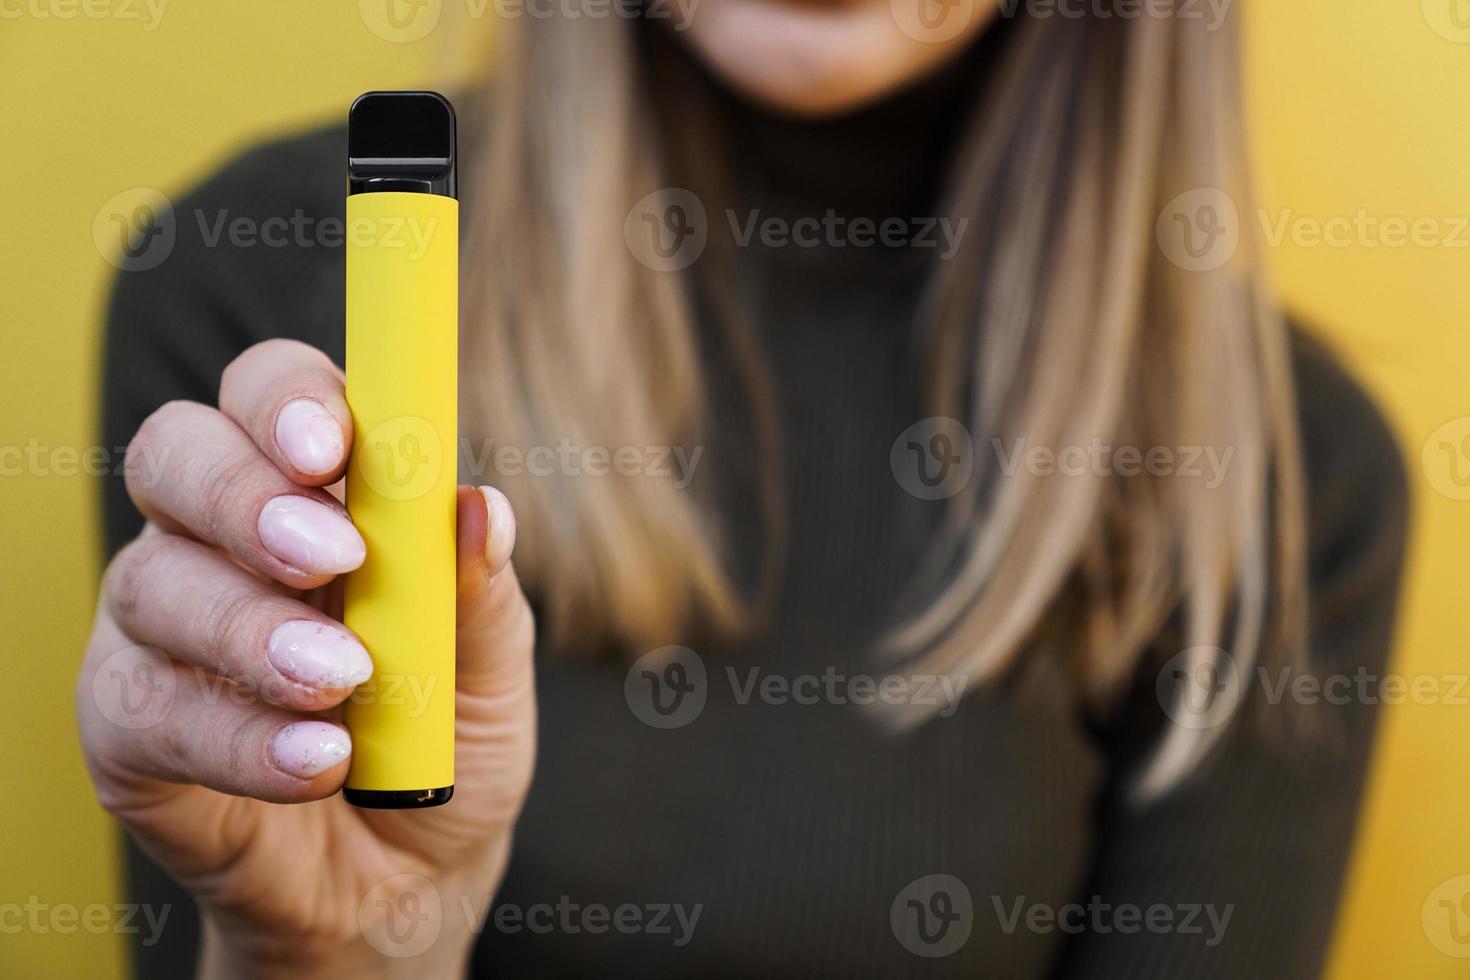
[{"xmin": 677, "ymin": 0, "xmax": 996, "ymax": 117}]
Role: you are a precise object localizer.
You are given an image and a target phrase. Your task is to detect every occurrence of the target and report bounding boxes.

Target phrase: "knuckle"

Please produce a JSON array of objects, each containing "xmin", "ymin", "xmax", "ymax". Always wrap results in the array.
[
  {"xmin": 497, "ymin": 730, "xmax": 537, "ymax": 812},
  {"xmin": 197, "ymin": 449, "xmax": 260, "ymax": 543},
  {"xmin": 222, "ymin": 339, "xmax": 291, "ymax": 387},
  {"xmin": 125, "ymin": 399, "xmax": 196, "ymax": 491},
  {"xmin": 221, "ymin": 715, "xmax": 265, "ymax": 788},
  {"xmin": 156, "ymin": 712, "xmax": 193, "ymax": 778},
  {"xmin": 508, "ymin": 596, "xmax": 536, "ymax": 651},
  {"xmin": 90, "ymin": 772, "xmax": 139, "ymax": 820},
  {"xmin": 87, "ymin": 744, "xmax": 160, "ymax": 821},
  {"xmin": 137, "ymin": 399, "xmax": 201, "ymax": 443},
  {"xmin": 218, "ymin": 354, "xmax": 248, "ymax": 405},
  {"xmin": 223, "ymin": 339, "xmax": 330, "ymax": 397},
  {"xmin": 103, "ymin": 543, "xmax": 143, "ymax": 620},
  {"xmin": 75, "ymin": 678, "xmax": 114, "ymax": 761},
  {"xmin": 278, "ymin": 362, "xmax": 342, "ymax": 405},
  {"xmin": 255, "ymin": 337, "xmax": 316, "ymax": 362},
  {"xmin": 222, "ymin": 340, "xmax": 286, "ymax": 409},
  {"xmin": 200, "ymin": 586, "xmax": 261, "ymax": 679},
  {"xmin": 221, "ymin": 340, "xmax": 343, "ymax": 443},
  {"xmin": 105, "ymin": 534, "xmax": 169, "ymax": 622},
  {"xmin": 484, "ymin": 565, "xmax": 529, "ymax": 623},
  {"xmin": 461, "ymin": 576, "xmax": 518, "ymax": 641},
  {"xmin": 76, "ymin": 695, "xmax": 143, "ymax": 816}
]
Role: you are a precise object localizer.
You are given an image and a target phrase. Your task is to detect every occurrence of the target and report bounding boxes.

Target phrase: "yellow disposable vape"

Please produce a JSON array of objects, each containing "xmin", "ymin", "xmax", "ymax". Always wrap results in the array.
[{"xmin": 343, "ymin": 92, "xmax": 457, "ymax": 808}]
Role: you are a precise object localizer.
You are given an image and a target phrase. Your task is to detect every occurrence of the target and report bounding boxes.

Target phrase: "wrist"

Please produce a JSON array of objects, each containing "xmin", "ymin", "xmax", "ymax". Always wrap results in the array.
[
  {"xmin": 194, "ymin": 830, "xmax": 511, "ymax": 980},
  {"xmin": 198, "ymin": 909, "xmax": 474, "ymax": 980}
]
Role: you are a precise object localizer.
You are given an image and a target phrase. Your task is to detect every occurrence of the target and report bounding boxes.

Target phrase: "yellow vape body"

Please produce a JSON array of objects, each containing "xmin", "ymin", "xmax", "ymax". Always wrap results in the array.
[{"xmin": 342, "ymin": 92, "xmax": 458, "ymax": 808}]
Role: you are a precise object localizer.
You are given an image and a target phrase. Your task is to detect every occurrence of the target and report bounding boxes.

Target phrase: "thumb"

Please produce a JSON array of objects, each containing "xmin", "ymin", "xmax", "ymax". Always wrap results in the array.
[
  {"xmin": 348, "ymin": 486, "xmax": 537, "ymax": 875},
  {"xmin": 369, "ymin": 486, "xmax": 537, "ymax": 852},
  {"xmin": 454, "ymin": 484, "xmax": 536, "ymax": 701}
]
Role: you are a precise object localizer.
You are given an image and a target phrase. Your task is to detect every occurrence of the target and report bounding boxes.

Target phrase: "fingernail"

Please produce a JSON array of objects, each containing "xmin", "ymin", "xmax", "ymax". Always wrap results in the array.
[
  {"xmin": 271, "ymin": 721, "xmax": 351, "ymax": 779},
  {"xmin": 275, "ymin": 398, "xmax": 345, "ymax": 476},
  {"xmin": 258, "ymin": 496, "xmax": 365, "ymax": 574},
  {"xmin": 267, "ymin": 620, "xmax": 373, "ymax": 690},
  {"xmin": 477, "ymin": 485, "xmax": 517, "ymax": 565}
]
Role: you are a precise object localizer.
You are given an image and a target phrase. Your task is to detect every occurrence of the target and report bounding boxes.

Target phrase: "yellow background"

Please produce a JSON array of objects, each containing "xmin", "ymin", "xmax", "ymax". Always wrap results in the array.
[{"xmin": 1, "ymin": 2, "xmax": 1466, "ymax": 976}]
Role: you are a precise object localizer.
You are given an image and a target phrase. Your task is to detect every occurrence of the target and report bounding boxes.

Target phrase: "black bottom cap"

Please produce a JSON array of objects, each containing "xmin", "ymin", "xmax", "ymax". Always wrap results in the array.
[{"xmin": 344, "ymin": 786, "xmax": 454, "ymax": 809}]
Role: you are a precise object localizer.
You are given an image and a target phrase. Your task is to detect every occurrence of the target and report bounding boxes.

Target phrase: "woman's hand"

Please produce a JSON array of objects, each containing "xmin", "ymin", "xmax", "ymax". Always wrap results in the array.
[{"xmin": 75, "ymin": 339, "xmax": 536, "ymax": 978}]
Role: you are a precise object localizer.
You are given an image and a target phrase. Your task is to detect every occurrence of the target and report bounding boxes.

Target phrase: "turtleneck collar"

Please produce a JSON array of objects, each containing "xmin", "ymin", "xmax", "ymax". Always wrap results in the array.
[{"xmin": 716, "ymin": 30, "xmax": 998, "ymax": 225}]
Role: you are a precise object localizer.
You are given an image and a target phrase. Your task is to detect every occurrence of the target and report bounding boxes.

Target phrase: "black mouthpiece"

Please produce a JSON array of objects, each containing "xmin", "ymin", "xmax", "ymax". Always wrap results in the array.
[{"xmin": 348, "ymin": 91, "xmax": 456, "ymax": 198}]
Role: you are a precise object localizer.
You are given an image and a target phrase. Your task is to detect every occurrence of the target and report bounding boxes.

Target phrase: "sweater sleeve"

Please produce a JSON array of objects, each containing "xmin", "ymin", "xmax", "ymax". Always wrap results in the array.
[
  {"xmin": 101, "ymin": 124, "xmax": 347, "ymax": 556},
  {"xmin": 1050, "ymin": 333, "xmax": 1410, "ymax": 979}
]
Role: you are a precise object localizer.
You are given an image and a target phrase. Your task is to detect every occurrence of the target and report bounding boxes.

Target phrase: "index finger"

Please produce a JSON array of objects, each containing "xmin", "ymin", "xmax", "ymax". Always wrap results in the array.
[{"xmin": 219, "ymin": 339, "xmax": 353, "ymax": 486}]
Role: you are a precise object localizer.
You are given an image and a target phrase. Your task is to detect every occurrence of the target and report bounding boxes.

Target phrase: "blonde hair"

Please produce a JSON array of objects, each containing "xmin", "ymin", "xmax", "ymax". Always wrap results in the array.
[{"xmin": 461, "ymin": 7, "xmax": 1306, "ymax": 796}]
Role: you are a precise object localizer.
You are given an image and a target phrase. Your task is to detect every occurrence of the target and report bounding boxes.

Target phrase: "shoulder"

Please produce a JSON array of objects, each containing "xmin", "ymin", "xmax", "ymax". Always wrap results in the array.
[
  {"xmin": 207, "ymin": 124, "xmax": 345, "ymax": 206},
  {"xmin": 1286, "ymin": 322, "xmax": 1409, "ymax": 663},
  {"xmin": 1287, "ymin": 324, "xmax": 1409, "ymax": 574},
  {"xmin": 104, "ymin": 124, "xmax": 350, "ymax": 371},
  {"xmin": 1289, "ymin": 324, "xmax": 1403, "ymax": 508},
  {"xmin": 183, "ymin": 123, "xmax": 343, "ymax": 206}
]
